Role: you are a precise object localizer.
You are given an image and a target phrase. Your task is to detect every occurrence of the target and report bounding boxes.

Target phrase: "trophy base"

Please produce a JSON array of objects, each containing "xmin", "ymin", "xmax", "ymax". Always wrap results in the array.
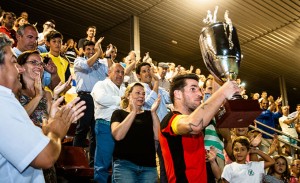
[{"xmin": 215, "ymin": 99, "xmax": 262, "ymax": 128}]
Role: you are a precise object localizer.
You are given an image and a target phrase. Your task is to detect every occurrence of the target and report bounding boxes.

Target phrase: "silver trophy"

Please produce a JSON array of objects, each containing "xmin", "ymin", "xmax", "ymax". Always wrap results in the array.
[
  {"xmin": 200, "ymin": 9, "xmax": 241, "ymax": 86},
  {"xmin": 199, "ymin": 7, "xmax": 261, "ymax": 128}
]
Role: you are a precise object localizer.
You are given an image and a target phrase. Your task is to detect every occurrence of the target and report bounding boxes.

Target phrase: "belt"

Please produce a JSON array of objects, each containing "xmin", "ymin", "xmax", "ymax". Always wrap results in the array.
[
  {"xmin": 77, "ymin": 91, "xmax": 91, "ymax": 95},
  {"xmin": 96, "ymin": 119, "xmax": 110, "ymax": 126}
]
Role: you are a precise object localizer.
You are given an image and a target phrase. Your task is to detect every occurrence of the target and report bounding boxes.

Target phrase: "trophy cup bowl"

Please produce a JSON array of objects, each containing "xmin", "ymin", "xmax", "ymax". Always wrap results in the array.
[{"xmin": 199, "ymin": 22, "xmax": 261, "ymax": 128}]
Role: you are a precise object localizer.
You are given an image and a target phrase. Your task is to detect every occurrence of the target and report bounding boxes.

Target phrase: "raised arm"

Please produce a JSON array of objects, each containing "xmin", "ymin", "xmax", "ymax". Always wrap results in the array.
[
  {"xmin": 151, "ymin": 96, "xmax": 161, "ymax": 140},
  {"xmin": 174, "ymin": 81, "xmax": 239, "ymax": 135},
  {"xmin": 86, "ymin": 37, "xmax": 104, "ymax": 67},
  {"xmin": 111, "ymin": 110, "xmax": 137, "ymax": 141},
  {"xmin": 249, "ymin": 147, "xmax": 275, "ymax": 169}
]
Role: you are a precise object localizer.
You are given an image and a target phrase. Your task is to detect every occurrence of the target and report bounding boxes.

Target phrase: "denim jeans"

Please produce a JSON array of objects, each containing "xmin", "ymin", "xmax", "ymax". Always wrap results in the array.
[
  {"xmin": 94, "ymin": 119, "xmax": 115, "ymax": 183},
  {"xmin": 112, "ymin": 159, "xmax": 157, "ymax": 183}
]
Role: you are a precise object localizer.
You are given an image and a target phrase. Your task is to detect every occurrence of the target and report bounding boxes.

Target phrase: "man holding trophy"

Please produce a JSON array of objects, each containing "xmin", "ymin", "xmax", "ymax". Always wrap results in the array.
[
  {"xmin": 159, "ymin": 7, "xmax": 260, "ymax": 182},
  {"xmin": 199, "ymin": 7, "xmax": 261, "ymax": 128}
]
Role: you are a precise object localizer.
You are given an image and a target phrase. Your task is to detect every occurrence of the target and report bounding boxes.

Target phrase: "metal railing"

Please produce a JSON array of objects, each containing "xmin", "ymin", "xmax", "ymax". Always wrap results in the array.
[{"xmin": 250, "ymin": 120, "xmax": 300, "ymax": 151}]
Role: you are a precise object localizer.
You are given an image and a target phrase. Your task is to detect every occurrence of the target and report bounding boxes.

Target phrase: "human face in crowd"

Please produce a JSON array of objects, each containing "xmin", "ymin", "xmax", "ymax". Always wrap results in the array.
[
  {"xmin": 48, "ymin": 37, "xmax": 62, "ymax": 54},
  {"xmin": 110, "ymin": 47, "xmax": 117, "ymax": 60},
  {"xmin": 84, "ymin": 45, "xmax": 95, "ymax": 58},
  {"xmin": 17, "ymin": 26, "xmax": 38, "ymax": 52},
  {"xmin": 129, "ymin": 85, "xmax": 146, "ymax": 108},
  {"xmin": 261, "ymin": 91, "xmax": 267, "ymax": 99},
  {"xmin": 291, "ymin": 160, "xmax": 300, "ymax": 176},
  {"xmin": 204, "ymin": 79, "xmax": 213, "ymax": 94},
  {"xmin": 18, "ymin": 18, "xmax": 26, "ymax": 27},
  {"xmin": 160, "ymin": 67, "xmax": 168, "ymax": 78},
  {"xmin": 195, "ymin": 68, "xmax": 201, "ymax": 75},
  {"xmin": 233, "ymin": 142, "xmax": 248, "ymax": 164},
  {"xmin": 296, "ymin": 105, "xmax": 300, "ymax": 112},
  {"xmin": 21, "ymin": 53, "xmax": 44, "ymax": 80},
  {"xmin": 87, "ymin": 28, "xmax": 96, "ymax": 38},
  {"xmin": 43, "ymin": 21, "xmax": 55, "ymax": 32},
  {"xmin": 234, "ymin": 127, "xmax": 248, "ymax": 136},
  {"xmin": 260, "ymin": 99, "xmax": 269, "ymax": 110},
  {"xmin": 3, "ymin": 13, "xmax": 14, "ymax": 29},
  {"xmin": 252, "ymin": 93, "xmax": 260, "ymax": 100},
  {"xmin": 281, "ymin": 106, "xmax": 289, "ymax": 116},
  {"xmin": 274, "ymin": 157, "xmax": 287, "ymax": 175},
  {"xmin": 109, "ymin": 64, "xmax": 124, "ymax": 87},
  {"xmin": 20, "ymin": 12, "xmax": 28, "ymax": 20},
  {"xmin": 181, "ymin": 79, "xmax": 203, "ymax": 112},
  {"xmin": 0, "ymin": 46, "xmax": 25, "ymax": 93},
  {"xmin": 138, "ymin": 65, "xmax": 152, "ymax": 85},
  {"xmin": 168, "ymin": 63, "xmax": 175, "ymax": 71}
]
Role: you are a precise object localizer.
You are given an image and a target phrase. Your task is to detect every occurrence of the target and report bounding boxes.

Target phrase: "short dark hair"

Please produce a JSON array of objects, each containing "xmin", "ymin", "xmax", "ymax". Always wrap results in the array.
[
  {"xmin": 136, "ymin": 62, "xmax": 151, "ymax": 75},
  {"xmin": 45, "ymin": 19, "xmax": 56, "ymax": 25},
  {"xmin": 46, "ymin": 30, "xmax": 63, "ymax": 42},
  {"xmin": 232, "ymin": 136, "xmax": 250, "ymax": 151},
  {"xmin": 3, "ymin": 12, "xmax": 13, "ymax": 19},
  {"xmin": 87, "ymin": 26, "xmax": 96, "ymax": 31},
  {"xmin": 0, "ymin": 33, "xmax": 13, "ymax": 64},
  {"xmin": 83, "ymin": 40, "xmax": 95, "ymax": 50},
  {"xmin": 170, "ymin": 74, "xmax": 199, "ymax": 103},
  {"xmin": 203, "ymin": 77, "xmax": 213, "ymax": 89}
]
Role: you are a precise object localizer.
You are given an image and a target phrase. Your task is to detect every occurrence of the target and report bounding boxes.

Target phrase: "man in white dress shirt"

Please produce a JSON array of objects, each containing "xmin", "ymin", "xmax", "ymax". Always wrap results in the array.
[
  {"xmin": 0, "ymin": 33, "xmax": 86, "ymax": 182},
  {"xmin": 91, "ymin": 63, "xmax": 126, "ymax": 183}
]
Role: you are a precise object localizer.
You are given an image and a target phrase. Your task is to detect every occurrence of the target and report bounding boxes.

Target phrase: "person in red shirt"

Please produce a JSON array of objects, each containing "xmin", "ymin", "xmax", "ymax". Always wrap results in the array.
[
  {"xmin": 159, "ymin": 74, "xmax": 240, "ymax": 183},
  {"xmin": 0, "ymin": 12, "xmax": 17, "ymax": 47}
]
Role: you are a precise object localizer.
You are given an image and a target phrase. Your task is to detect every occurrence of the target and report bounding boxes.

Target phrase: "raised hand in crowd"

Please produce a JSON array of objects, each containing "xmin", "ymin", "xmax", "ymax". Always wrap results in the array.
[
  {"xmin": 44, "ymin": 97, "xmax": 86, "ymax": 138},
  {"xmin": 105, "ymin": 43, "xmax": 114, "ymax": 58},
  {"xmin": 34, "ymin": 72, "xmax": 44, "ymax": 99},
  {"xmin": 95, "ymin": 36, "xmax": 104, "ymax": 57},
  {"xmin": 52, "ymin": 76, "xmax": 72, "ymax": 100}
]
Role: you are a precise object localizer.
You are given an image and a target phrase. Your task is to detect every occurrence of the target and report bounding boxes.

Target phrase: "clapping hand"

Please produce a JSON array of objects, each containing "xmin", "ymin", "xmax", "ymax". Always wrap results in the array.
[
  {"xmin": 250, "ymin": 133, "xmax": 262, "ymax": 147},
  {"xmin": 143, "ymin": 52, "xmax": 150, "ymax": 62},
  {"xmin": 43, "ymin": 97, "xmax": 86, "ymax": 138},
  {"xmin": 53, "ymin": 76, "xmax": 72, "ymax": 99},
  {"xmin": 95, "ymin": 37, "xmax": 104, "ymax": 55},
  {"xmin": 105, "ymin": 43, "xmax": 113, "ymax": 58},
  {"xmin": 151, "ymin": 95, "xmax": 161, "ymax": 113},
  {"xmin": 34, "ymin": 72, "xmax": 44, "ymax": 98},
  {"xmin": 128, "ymin": 97, "xmax": 138, "ymax": 114},
  {"xmin": 206, "ymin": 146, "xmax": 217, "ymax": 162}
]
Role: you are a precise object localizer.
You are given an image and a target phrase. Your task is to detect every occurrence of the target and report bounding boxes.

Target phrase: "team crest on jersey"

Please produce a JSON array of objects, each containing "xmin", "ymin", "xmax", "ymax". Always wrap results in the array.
[{"xmin": 248, "ymin": 169, "xmax": 254, "ymax": 176}]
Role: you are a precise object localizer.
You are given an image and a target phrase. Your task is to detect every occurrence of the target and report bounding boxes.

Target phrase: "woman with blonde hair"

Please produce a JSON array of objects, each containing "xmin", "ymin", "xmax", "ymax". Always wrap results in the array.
[{"xmin": 110, "ymin": 82, "xmax": 161, "ymax": 183}]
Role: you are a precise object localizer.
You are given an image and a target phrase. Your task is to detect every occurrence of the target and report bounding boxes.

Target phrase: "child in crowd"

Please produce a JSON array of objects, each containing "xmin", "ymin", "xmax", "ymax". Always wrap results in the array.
[
  {"xmin": 290, "ymin": 159, "xmax": 300, "ymax": 183},
  {"xmin": 263, "ymin": 155, "xmax": 290, "ymax": 183},
  {"xmin": 224, "ymin": 127, "xmax": 249, "ymax": 164},
  {"xmin": 222, "ymin": 136, "xmax": 275, "ymax": 183},
  {"xmin": 206, "ymin": 146, "xmax": 221, "ymax": 183}
]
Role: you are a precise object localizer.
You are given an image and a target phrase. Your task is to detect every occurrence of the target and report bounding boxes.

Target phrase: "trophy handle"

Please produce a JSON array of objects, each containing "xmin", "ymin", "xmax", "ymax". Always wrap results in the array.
[{"xmin": 231, "ymin": 93, "xmax": 243, "ymax": 100}]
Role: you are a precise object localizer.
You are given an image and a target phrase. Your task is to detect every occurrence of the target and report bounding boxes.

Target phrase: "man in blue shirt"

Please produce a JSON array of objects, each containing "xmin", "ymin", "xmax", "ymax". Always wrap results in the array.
[
  {"xmin": 256, "ymin": 98, "xmax": 282, "ymax": 152},
  {"xmin": 136, "ymin": 62, "xmax": 172, "ymax": 183},
  {"xmin": 73, "ymin": 37, "xmax": 113, "ymax": 166}
]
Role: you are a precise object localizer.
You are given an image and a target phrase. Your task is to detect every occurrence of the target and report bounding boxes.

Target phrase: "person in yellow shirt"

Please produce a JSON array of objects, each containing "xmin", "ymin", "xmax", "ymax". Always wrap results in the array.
[{"xmin": 41, "ymin": 30, "xmax": 71, "ymax": 93}]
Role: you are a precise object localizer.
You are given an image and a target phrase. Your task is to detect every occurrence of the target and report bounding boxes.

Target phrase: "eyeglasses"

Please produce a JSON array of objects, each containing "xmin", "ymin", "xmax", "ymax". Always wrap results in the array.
[
  {"xmin": 26, "ymin": 60, "xmax": 44, "ymax": 67},
  {"xmin": 44, "ymin": 23, "xmax": 55, "ymax": 28}
]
